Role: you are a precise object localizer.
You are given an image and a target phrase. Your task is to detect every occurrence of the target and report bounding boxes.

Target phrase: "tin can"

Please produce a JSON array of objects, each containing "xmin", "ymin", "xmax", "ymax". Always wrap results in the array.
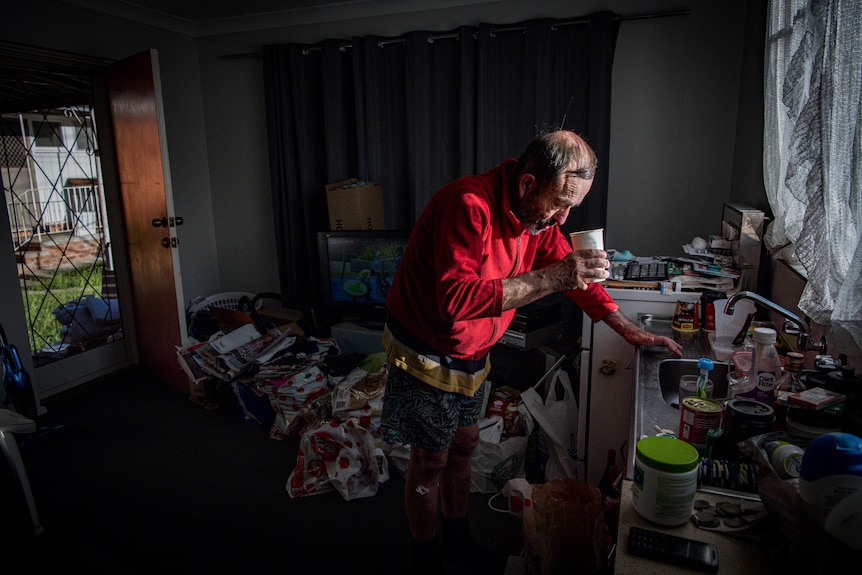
[
  {"xmin": 678, "ymin": 397, "xmax": 723, "ymax": 449},
  {"xmin": 672, "ymin": 298, "xmax": 699, "ymax": 332}
]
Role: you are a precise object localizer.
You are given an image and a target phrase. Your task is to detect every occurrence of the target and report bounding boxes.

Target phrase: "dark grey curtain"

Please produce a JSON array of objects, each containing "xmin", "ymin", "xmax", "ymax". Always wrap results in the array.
[{"xmin": 262, "ymin": 11, "xmax": 619, "ymax": 315}]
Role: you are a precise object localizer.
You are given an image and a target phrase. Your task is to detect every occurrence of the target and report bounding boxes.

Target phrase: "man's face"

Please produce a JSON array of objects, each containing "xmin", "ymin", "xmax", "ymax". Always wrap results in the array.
[{"xmin": 514, "ymin": 170, "xmax": 594, "ymax": 235}]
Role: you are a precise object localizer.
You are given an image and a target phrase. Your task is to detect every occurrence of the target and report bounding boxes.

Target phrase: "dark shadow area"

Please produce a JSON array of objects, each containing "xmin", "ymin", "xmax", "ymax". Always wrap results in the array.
[{"xmin": 1, "ymin": 366, "xmax": 524, "ymax": 574}]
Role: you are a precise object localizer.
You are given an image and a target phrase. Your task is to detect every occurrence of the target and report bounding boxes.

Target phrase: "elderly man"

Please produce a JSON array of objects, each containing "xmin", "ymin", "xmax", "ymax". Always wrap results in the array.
[{"xmin": 381, "ymin": 130, "xmax": 682, "ymax": 574}]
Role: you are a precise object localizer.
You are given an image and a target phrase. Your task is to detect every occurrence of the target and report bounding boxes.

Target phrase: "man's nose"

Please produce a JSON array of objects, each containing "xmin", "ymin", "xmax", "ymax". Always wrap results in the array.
[{"xmin": 553, "ymin": 206, "xmax": 571, "ymax": 225}]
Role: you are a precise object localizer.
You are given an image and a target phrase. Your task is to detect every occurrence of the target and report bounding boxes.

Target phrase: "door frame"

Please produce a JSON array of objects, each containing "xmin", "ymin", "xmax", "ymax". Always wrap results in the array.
[{"xmin": 1, "ymin": 43, "xmax": 188, "ymax": 399}]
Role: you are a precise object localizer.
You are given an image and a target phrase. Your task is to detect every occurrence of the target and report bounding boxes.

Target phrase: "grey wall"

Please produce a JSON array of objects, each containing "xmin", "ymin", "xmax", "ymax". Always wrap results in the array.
[{"xmin": 4, "ymin": 0, "xmax": 764, "ymax": 308}]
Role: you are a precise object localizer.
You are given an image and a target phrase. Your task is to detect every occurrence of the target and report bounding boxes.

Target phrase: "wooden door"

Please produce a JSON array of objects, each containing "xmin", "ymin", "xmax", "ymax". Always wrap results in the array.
[{"xmin": 105, "ymin": 50, "xmax": 187, "ymax": 392}]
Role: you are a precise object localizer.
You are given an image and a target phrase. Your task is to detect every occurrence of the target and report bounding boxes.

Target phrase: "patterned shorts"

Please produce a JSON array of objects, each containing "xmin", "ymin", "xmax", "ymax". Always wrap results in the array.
[{"xmin": 381, "ymin": 364, "xmax": 487, "ymax": 452}]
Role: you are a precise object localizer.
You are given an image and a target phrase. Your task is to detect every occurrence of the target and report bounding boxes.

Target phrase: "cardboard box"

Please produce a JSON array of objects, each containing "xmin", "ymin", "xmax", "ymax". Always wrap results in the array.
[{"xmin": 326, "ymin": 178, "xmax": 385, "ymax": 230}]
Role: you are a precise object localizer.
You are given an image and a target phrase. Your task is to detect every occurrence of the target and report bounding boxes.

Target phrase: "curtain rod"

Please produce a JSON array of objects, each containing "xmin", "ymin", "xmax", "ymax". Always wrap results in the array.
[
  {"xmin": 309, "ymin": 9, "xmax": 688, "ymax": 53},
  {"xmin": 222, "ymin": 9, "xmax": 689, "ymax": 59}
]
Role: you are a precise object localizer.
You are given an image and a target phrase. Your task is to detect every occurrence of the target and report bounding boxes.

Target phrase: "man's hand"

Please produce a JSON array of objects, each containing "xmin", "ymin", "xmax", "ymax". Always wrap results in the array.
[
  {"xmin": 501, "ymin": 249, "xmax": 609, "ymax": 310},
  {"xmin": 559, "ymin": 249, "xmax": 610, "ymax": 290},
  {"xmin": 603, "ymin": 310, "xmax": 684, "ymax": 357}
]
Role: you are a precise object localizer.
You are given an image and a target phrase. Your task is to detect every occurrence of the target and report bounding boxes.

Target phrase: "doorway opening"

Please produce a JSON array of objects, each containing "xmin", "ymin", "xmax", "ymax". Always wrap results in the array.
[{"xmin": 1, "ymin": 65, "xmax": 122, "ymax": 368}]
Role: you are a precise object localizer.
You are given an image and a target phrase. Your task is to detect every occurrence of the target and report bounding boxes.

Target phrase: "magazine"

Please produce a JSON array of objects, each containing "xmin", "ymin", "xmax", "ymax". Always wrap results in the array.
[{"xmin": 179, "ymin": 325, "xmax": 297, "ymax": 382}]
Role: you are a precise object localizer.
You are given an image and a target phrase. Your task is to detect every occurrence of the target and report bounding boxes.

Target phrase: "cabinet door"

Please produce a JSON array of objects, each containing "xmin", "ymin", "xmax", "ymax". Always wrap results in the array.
[{"xmin": 579, "ymin": 292, "xmax": 678, "ymax": 485}]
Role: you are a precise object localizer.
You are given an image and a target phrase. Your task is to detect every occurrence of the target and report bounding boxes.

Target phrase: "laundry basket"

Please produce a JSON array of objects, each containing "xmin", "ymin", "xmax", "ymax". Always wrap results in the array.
[
  {"xmin": 186, "ymin": 292, "xmax": 262, "ymax": 341},
  {"xmin": 187, "ymin": 292, "xmax": 259, "ymax": 315}
]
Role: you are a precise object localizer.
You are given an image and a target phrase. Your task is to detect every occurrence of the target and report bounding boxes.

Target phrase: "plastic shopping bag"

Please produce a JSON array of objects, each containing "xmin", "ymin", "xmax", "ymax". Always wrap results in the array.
[
  {"xmin": 520, "ymin": 368, "xmax": 579, "ymax": 481},
  {"xmin": 470, "ymin": 415, "xmax": 529, "ymax": 493},
  {"xmin": 286, "ymin": 418, "xmax": 389, "ymax": 501}
]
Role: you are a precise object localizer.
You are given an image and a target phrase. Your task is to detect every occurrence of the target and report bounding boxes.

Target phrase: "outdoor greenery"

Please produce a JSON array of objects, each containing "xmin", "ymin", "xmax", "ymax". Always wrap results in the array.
[{"xmin": 21, "ymin": 263, "xmax": 104, "ymax": 351}]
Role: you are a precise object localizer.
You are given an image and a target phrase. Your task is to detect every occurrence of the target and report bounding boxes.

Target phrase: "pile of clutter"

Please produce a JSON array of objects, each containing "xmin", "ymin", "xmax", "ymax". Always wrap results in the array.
[{"xmin": 177, "ymin": 312, "xmax": 391, "ymax": 501}]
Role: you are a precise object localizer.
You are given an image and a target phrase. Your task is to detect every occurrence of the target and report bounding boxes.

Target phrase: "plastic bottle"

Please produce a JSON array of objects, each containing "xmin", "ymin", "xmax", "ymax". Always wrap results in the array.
[
  {"xmin": 695, "ymin": 358, "xmax": 714, "ymax": 398},
  {"xmin": 598, "ymin": 449, "xmax": 621, "ymax": 537},
  {"xmin": 774, "ymin": 351, "xmax": 806, "ymax": 428},
  {"xmin": 737, "ymin": 327, "xmax": 782, "ymax": 407},
  {"xmin": 678, "ymin": 358, "xmax": 714, "ymax": 403},
  {"xmin": 765, "ymin": 440, "xmax": 804, "ymax": 478}
]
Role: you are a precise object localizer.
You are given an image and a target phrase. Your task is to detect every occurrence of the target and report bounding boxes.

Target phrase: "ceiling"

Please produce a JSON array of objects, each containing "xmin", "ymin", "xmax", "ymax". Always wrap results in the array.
[
  {"xmin": 93, "ymin": 0, "xmax": 358, "ymax": 24},
  {"xmin": 60, "ymin": 0, "xmax": 482, "ymax": 37}
]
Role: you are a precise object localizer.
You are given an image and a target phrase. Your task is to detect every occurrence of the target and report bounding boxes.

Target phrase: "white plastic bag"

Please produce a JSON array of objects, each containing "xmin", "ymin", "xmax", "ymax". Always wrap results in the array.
[
  {"xmin": 520, "ymin": 368, "xmax": 579, "ymax": 481},
  {"xmin": 471, "ymin": 435, "xmax": 528, "ymax": 494},
  {"xmin": 286, "ymin": 418, "xmax": 389, "ymax": 500}
]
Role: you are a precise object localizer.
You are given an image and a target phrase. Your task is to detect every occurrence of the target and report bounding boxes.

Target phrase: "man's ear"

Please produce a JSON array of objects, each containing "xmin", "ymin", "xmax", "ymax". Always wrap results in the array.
[{"xmin": 518, "ymin": 173, "xmax": 536, "ymax": 198}]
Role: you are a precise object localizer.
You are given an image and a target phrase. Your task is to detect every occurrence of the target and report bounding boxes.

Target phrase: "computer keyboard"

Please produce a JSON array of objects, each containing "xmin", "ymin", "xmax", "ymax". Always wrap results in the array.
[
  {"xmin": 610, "ymin": 261, "xmax": 669, "ymax": 281},
  {"xmin": 627, "ymin": 262, "xmax": 668, "ymax": 280}
]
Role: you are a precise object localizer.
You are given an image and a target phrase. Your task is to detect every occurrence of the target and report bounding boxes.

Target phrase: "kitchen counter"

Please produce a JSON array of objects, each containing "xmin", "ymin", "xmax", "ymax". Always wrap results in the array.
[
  {"xmin": 616, "ymin": 313, "xmax": 773, "ymax": 573},
  {"xmin": 614, "ymin": 479, "xmax": 772, "ymax": 574}
]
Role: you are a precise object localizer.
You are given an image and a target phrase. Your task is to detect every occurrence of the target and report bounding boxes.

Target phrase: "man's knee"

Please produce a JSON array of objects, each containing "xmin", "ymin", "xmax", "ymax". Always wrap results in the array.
[
  {"xmin": 449, "ymin": 425, "xmax": 479, "ymax": 458},
  {"xmin": 412, "ymin": 446, "xmax": 449, "ymax": 474}
]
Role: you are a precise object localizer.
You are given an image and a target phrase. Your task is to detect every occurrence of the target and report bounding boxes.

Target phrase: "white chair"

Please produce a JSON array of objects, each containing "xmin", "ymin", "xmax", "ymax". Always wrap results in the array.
[{"xmin": 0, "ymin": 407, "xmax": 43, "ymax": 535}]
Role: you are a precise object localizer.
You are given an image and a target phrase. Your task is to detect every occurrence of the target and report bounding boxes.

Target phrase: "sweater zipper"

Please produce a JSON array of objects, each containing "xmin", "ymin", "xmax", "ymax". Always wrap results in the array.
[{"xmin": 510, "ymin": 235, "xmax": 522, "ymax": 277}]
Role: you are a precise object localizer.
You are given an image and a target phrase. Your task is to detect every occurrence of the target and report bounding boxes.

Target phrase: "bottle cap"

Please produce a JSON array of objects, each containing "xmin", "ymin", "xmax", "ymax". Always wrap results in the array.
[
  {"xmin": 799, "ymin": 432, "xmax": 862, "ymax": 481},
  {"xmin": 753, "ymin": 327, "xmax": 777, "ymax": 344},
  {"xmin": 698, "ymin": 357, "xmax": 714, "ymax": 371}
]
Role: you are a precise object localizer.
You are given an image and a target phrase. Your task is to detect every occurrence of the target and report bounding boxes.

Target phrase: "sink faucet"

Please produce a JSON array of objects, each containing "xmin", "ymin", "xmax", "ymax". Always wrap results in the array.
[{"xmin": 724, "ymin": 291, "xmax": 827, "ymax": 354}]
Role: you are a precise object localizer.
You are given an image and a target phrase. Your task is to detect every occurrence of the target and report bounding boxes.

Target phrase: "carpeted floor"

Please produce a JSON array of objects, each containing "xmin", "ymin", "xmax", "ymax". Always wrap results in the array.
[{"xmin": 1, "ymin": 366, "xmax": 524, "ymax": 574}]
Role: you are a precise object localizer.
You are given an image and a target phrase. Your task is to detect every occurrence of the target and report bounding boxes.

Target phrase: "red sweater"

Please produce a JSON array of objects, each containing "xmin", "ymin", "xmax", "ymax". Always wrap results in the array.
[{"xmin": 385, "ymin": 160, "xmax": 618, "ymax": 361}]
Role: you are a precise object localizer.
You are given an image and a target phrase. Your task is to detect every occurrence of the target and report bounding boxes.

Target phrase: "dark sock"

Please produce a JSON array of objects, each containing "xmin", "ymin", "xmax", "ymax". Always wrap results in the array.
[
  {"xmin": 441, "ymin": 516, "xmax": 508, "ymax": 574},
  {"xmin": 441, "ymin": 515, "xmax": 472, "ymax": 555},
  {"xmin": 412, "ymin": 537, "xmax": 447, "ymax": 575}
]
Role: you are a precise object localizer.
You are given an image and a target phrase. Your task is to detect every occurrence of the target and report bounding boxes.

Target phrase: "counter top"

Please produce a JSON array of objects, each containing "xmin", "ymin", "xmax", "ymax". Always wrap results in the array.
[
  {"xmin": 618, "ymin": 313, "xmax": 772, "ymax": 574},
  {"xmin": 614, "ymin": 479, "xmax": 772, "ymax": 574}
]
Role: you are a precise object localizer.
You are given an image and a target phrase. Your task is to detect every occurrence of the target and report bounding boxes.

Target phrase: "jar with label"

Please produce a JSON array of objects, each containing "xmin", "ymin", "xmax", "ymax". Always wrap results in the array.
[
  {"xmin": 632, "ymin": 436, "xmax": 699, "ymax": 526},
  {"xmin": 736, "ymin": 327, "xmax": 782, "ymax": 407}
]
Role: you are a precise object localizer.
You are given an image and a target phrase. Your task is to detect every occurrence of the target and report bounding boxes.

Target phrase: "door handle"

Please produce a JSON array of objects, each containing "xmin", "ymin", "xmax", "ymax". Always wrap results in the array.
[{"xmin": 154, "ymin": 216, "xmax": 183, "ymax": 228}]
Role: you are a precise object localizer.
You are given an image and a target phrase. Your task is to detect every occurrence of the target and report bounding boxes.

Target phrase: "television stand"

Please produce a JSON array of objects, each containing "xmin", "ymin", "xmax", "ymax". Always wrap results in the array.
[
  {"xmin": 330, "ymin": 321, "xmax": 385, "ymax": 356},
  {"xmin": 353, "ymin": 319, "xmax": 385, "ymax": 331}
]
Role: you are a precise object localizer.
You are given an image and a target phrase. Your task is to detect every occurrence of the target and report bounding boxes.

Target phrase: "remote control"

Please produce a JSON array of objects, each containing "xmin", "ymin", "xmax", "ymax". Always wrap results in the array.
[{"xmin": 628, "ymin": 526, "xmax": 719, "ymax": 572}]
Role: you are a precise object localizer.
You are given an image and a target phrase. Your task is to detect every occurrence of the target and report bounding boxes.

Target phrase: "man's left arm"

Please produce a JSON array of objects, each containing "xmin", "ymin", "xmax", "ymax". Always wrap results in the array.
[{"xmin": 602, "ymin": 309, "xmax": 683, "ymax": 357}]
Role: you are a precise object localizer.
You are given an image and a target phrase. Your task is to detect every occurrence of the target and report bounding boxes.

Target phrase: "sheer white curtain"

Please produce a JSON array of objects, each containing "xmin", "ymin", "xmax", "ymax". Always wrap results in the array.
[{"xmin": 763, "ymin": 0, "xmax": 861, "ymax": 359}]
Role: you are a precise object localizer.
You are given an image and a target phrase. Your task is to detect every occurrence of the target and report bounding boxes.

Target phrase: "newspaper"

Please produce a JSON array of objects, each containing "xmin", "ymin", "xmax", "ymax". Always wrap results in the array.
[{"xmin": 187, "ymin": 325, "xmax": 297, "ymax": 382}]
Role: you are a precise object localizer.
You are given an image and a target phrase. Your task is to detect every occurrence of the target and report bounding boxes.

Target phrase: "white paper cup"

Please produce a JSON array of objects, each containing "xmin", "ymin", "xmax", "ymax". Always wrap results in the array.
[
  {"xmin": 569, "ymin": 228, "xmax": 604, "ymax": 251},
  {"xmin": 569, "ymin": 228, "xmax": 605, "ymax": 283}
]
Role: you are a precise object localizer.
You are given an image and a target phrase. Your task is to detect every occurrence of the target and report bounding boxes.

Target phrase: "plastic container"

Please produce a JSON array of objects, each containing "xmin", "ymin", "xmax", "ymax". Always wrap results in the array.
[
  {"xmin": 717, "ymin": 398, "xmax": 775, "ymax": 460},
  {"xmin": 764, "ymin": 440, "xmax": 804, "ymax": 478},
  {"xmin": 799, "ymin": 432, "xmax": 862, "ymax": 525},
  {"xmin": 632, "ymin": 436, "xmax": 699, "ymax": 526},
  {"xmin": 678, "ymin": 357, "xmax": 716, "ymax": 402},
  {"xmin": 709, "ymin": 334, "xmax": 742, "ymax": 362},
  {"xmin": 786, "ymin": 407, "xmax": 843, "ymax": 440}
]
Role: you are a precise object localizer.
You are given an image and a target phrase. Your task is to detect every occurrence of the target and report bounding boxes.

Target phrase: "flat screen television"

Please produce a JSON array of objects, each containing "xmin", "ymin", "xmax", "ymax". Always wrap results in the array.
[{"xmin": 316, "ymin": 230, "xmax": 410, "ymax": 329}]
